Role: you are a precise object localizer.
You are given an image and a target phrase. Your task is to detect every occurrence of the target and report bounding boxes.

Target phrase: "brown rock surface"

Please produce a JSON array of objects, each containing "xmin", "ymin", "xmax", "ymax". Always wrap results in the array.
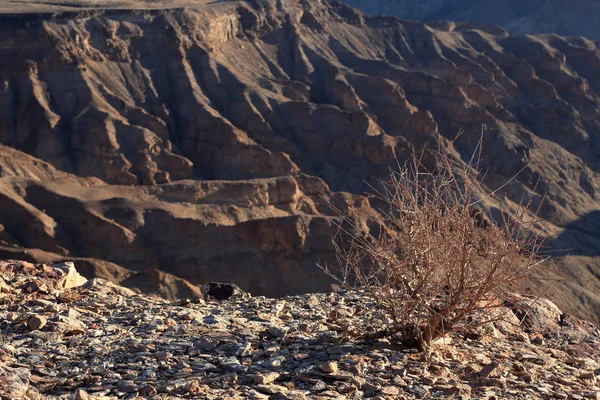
[
  {"xmin": 27, "ymin": 315, "xmax": 47, "ymax": 330},
  {"xmin": 1, "ymin": 0, "xmax": 600, "ymax": 323},
  {"xmin": 0, "ymin": 168, "xmax": 377, "ymax": 297},
  {"xmin": 0, "ymin": 263, "xmax": 598, "ymax": 399}
]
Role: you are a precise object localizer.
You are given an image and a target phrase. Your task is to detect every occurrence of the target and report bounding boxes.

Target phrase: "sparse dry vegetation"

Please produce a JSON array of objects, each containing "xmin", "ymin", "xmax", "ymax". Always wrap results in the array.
[{"xmin": 321, "ymin": 140, "xmax": 547, "ymax": 350}]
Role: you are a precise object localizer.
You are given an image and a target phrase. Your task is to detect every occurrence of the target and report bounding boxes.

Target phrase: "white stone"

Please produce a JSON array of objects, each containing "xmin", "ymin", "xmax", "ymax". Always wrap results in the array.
[{"xmin": 52, "ymin": 262, "xmax": 87, "ymax": 289}]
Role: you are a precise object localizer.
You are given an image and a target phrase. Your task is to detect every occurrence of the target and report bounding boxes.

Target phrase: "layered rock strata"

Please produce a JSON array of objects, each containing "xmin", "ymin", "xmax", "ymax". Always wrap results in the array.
[{"xmin": 2, "ymin": 0, "xmax": 600, "ymax": 322}]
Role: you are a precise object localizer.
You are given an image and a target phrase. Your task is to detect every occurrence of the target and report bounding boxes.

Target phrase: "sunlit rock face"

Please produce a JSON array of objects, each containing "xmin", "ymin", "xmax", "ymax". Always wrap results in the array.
[{"xmin": 1, "ymin": 0, "xmax": 600, "ymax": 323}]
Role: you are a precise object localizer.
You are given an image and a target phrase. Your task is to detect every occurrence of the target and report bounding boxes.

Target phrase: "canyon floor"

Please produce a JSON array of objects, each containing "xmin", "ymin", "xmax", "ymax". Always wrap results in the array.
[{"xmin": 2, "ymin": 259, "xmax": 600, "ymax": 400}]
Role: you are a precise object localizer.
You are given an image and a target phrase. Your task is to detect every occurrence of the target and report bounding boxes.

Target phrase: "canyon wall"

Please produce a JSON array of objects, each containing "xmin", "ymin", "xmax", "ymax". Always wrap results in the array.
[
  {"xmin": 342, "ymin": 0, "xmax": 600, "ymax": 39},
  {"xmin": 2, "ymin": 0, "xmax": 600, "ymax": 322}
]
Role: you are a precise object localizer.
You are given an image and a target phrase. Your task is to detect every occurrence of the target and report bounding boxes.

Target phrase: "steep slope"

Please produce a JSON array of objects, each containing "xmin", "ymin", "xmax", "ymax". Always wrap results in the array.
[
  {"xmin": 2, "ymin": 1, "xmax": 600, "ymax": 322},
  {"xmin": 341, "ymin": 0, "xmax": 600, "ymax": 39}
]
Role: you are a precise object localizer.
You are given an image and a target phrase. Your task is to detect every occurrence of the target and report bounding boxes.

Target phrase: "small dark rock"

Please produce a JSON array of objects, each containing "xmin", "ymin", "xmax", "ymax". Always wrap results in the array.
[{"xmin": 201, "ymin": 282, "xmax": 247, "ymax": 301}]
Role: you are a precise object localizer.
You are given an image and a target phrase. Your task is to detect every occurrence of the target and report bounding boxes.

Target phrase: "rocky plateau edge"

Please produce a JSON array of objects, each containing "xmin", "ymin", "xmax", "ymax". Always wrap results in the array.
[{"xmin": 1, "ymin": 259, "xmax": 600, "ymax": 400}]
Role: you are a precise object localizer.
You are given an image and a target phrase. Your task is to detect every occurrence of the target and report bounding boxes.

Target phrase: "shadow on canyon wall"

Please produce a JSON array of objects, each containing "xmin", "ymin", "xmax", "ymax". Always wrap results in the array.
[{"xmin": 554, "ymin": 211, "xmax": 600, "ymax": 257}]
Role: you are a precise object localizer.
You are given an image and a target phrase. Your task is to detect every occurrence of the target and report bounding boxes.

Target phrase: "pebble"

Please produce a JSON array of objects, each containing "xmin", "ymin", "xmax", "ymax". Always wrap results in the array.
[
  {"xmin": 531, "ymin": 333, "xmax": 545, "ymax": 345},
  {"xmin": 478, "ymin": 361, "xmax": 501, "ymax": 378},
  {"xmin": 257, "ymin": 384, "xmax": 288, "ymax": 394},
  {"xmin": 255, "ymin": 372, "xmax": 280, "ymax": 385},
  {"xmin": 580, "ymin": 372, "xmax": 596, "ymax": 380},
  {"xmin": 306, "ymin": 295, "xmax": 320, "ymax": 308},
  {"xmin": 139, "ymin": 385, "xmax": 158, "ymax": 396},
  {"xmin": 321, "ymin": 361, "xmax": 338, "ymax": 374},
  {"xmin": 380, "ymin": 386, "xmax": 400, "ymax": 395},
  {"xmin": 74, "ymin": 390, "xmax": 89, "ymax": 400},
  {"xmin": 186, "ymin": 380, "xmax": 202, "ymax": 394},
  {"xmin": 268, "ymin": 325, "xmax": 289, "ymax": 338}
]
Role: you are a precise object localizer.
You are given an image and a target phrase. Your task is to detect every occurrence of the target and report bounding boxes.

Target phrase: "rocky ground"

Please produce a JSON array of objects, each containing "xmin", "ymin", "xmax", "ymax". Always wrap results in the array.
[{"xmin": 1, "ymin": 259, "xmax": 599, "ymax": 400}]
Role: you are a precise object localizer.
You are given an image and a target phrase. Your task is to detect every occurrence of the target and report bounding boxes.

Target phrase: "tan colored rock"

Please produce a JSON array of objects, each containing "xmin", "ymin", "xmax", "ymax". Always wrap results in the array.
[
  {"xmin": 321, "ymin": 361, "xmax": 338, "ymax": 374},
  {"xmin": 54, "ymin": 316, "xmax": 86, "ymax": 336},
  {"xmin": 138, "ymin": 385, "xmax": 158, "ymax": 396},
  {"xmin": 74, "ymin": 390, "xmax": 89, "ymax": 400},
  {"xmin": 380, "ymin": 386, "xmax": 400, "ymax": 395},
  {"xmin": 0, "ymin": 277, "xmax": 10, "ymax": 294},
  {"xmin": 27, "ymin": 315, "xmax": 47, "ymax": 331},
  {"xmin": 431, "ymin": 335, "xmax": 453, "ymax": 346},
  {"xmin": 81, "ymin": 279, "xmax": 136, "ymax": 298},
  {"xmin": 306, "ymin": 295, "xmax": 320, "ymax": 308},
  {"xmin": 478, "ymin": 377, "xmax": 507, "ymax": 388},
  {"xmin": 53, "ymin": 262, "xmax": 87, "ymax": 290},
  {"xmin": 478, "ymin": 362, "xmax": 501, "ymax": 378},
  {"xmin": 254, "ymin": 372, "xmax": 280, "ymax": 385},
  {"xmin": 256, "ymin": 384, "xmax": 288, "ymax": 395},
  {"xmin": 186, "ymin": 380, "xmax": 202, "ymax": 394}
]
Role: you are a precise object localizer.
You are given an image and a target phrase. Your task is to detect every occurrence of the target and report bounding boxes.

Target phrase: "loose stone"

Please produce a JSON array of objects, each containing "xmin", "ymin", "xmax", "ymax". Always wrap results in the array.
[
  {"xmin": 27, "ymin": 315, "xmax": 47, "ymax": 331},
  {"xmin": 321, "ymin": 361, "xmax": 338, "ymax": 374}
]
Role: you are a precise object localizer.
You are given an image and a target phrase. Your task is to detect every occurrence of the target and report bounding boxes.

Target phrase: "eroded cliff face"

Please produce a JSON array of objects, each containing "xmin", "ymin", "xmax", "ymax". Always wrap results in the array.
[
  {"xmin": 2, "ymin": 0, "xmax": 600, "ymax": 322},
  {"xmin": 341, "ymin": 0, "xmax": 600, "ymax": 39},
  {"xmin": 0, "ymin": 144, "xmax": 377, "ymax": 297}
]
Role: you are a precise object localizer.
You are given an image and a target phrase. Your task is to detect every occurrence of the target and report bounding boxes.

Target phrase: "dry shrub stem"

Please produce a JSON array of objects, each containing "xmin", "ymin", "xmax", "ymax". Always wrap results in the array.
[{"xmin": 321, "ymin": 141, "xmax": 547, "ymax": 350}]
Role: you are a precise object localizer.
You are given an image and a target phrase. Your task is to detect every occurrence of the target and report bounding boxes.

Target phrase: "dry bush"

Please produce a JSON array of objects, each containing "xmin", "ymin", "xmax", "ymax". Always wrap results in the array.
[{"xmin": 321, "ymin": 142, "xmax": 546, "ymax": 350}]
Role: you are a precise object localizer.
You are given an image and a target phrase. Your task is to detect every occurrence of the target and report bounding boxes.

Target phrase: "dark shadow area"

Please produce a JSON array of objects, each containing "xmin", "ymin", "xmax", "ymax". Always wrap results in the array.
[{"xmin": 553, "ymin": 210, "xmax": 600, "ymax": 257}]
